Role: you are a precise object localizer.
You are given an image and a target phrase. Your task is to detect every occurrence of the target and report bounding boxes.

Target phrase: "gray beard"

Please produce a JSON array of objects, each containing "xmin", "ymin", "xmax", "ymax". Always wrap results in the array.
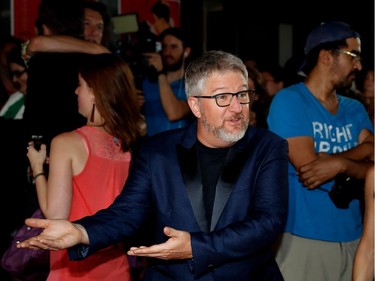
[{"xmin": 201, "ymin": 113, "xmax": 248, "ymax": 143}]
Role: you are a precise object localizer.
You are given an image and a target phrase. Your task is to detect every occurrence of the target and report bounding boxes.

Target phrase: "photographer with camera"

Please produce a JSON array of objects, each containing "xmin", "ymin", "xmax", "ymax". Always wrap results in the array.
[
  {"xmin": 267, "ymin": 22, "xmax": 374, "ymax": 281},
  {"xmin": 141, "ymin": 27, "xmax": 193, "ymax": 136}
]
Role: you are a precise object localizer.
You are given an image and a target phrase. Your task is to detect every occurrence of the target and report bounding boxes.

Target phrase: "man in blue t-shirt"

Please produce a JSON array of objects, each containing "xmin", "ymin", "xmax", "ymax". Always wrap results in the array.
[
  {"xmin": 141, "ymin": 27, "xmax": 193, "ymax": 136},
  {"xmin": 268, "ymin": 21, "xmax": 374, "ymax": 281}
]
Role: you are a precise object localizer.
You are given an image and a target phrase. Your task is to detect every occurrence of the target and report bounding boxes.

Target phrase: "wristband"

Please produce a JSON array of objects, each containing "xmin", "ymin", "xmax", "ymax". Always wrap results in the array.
[{"xmin": 32, "ymin": 172, "xmax": 45, "ymax": 185}]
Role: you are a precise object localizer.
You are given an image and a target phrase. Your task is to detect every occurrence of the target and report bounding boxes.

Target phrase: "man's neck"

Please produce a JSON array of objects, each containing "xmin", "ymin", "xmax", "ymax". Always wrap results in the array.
[
  {"xmin": 304, "ymin": 75, "xmax": 339, "ymax": 114},
  {"xmin": 166, "ymin": 68, "xmax": 184, "ymax": 83}
]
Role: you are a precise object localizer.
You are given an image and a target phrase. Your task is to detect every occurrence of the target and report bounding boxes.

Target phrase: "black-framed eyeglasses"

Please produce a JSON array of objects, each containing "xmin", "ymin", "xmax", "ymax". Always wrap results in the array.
[
  {"xmin": 11, "ymin": 69, "xmax": 27, "ymax": 78},
  {"xmin": 193, "ymin": 89, "xmax": 256, "ymax": 107},
  {"xmin": 333, "ymin": 49, "xmax": 362, "ymax": 63}
]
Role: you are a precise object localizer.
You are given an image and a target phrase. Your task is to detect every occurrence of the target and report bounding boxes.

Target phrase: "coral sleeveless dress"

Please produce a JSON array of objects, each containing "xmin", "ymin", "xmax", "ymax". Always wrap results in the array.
[{"xmin": 47, "ymin": 126, "xmax": 131, "ymax": 281}]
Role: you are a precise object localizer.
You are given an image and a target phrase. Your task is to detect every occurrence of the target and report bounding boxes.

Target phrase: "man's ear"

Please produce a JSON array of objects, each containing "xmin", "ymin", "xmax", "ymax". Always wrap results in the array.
[
  {"xmin": 320, "ymin": 49, "xmax": 333, "ymax": 66},
  {"xmin": 42, "ymin": 24, "xmax": 52, "ymax": 35},
  {"xmin": 183, "ymin": 47, "xmax": 191, "ymax": 59},
  {"xmin": 188, "ymin": 96, "xmax": 201, "ymax": 118}
]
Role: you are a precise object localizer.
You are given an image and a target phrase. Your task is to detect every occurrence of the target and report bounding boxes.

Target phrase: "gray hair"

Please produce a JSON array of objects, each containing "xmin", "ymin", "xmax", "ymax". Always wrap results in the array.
[{"xmin": 184, "ymin": 50, "xmax": 248, "ymax": 97}]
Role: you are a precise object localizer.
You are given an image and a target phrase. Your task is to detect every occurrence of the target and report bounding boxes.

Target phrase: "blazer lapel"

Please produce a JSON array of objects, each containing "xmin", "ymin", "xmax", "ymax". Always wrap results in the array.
[
  {"xmin": 210, "ymin": 178, "xmax": 232, "ymax": 232},
  {"xmin": 210, "ymin": 143, "xmax": 251, "ymax": 231},
  {"xmin": 177, "ymin": 144, "xmax": 209, "ymax": 233}
]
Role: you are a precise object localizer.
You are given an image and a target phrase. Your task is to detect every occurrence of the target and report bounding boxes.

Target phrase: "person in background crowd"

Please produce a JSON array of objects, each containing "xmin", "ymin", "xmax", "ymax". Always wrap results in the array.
[
  {"xmin": 0, "ymin": 44, "xmax": 27, "ymax": 119},
  {"xmin": 17, "ymin": 50, "xmax": 289, "ymax": 281},
  {"xmin": 148, "ymin": 0, "xmax": 173, "ymax": 35},
  {"xmin": 26, "ymin": 54, "xmax": 141, "ymax": 281},
  {"xmin": 282, "ymin": 54, "xmax": 305, "ymax": 87},
  {"xmin": 0, "ymin": 40, "xmax": 29, "ymax": 281},
  {"xmin": 0, "ymin": 76, "xmax": 8, "ymax": 109},
  {"xmin": 352, "ymin": 164, "xmax": 374, "ymax": 281},
  {"xmin": 23, "ymin": 0, "xmax": 111, "ymax": 60},
  {"xmin": 361, "ymin": 68, "xmax": 374, "ymax": 126},
  {"xmin": 21, "ymin": 0, "xmax": 148, "ymax": 136},
  {"xmin": 23, "ymin": 0, "xmax": 88, "ymax": 147},
  {"xmin": 141, "ymin": 27, "xmax": 193, "ymax": 136},
  {"xmin": 242, "ymin": 56, "xmax": 258, "ymax": 70},
  {"xmin": 250, "ymin": 63, "xmax": 284, "ymax": 129},
  {"xmin": 245, "ymin": 65, "xmax": 267, "ymax": 127},
  {"xmin": 268, "ymin": 21, "xmax": 374, "ymax": 281},
  {"xmin": 0, "ymin": 36, "xmax": 23, "ymax": 96},
  {"xmin": 260, "ymin": 64, "xmax": 285, "ymax": 99},
  {"xmin": 0, "ymin": 1, "xmax": 87, "ymax": 279},
  {"xmin": 82, "ymin": 1, "xmax": 110, "ymax": 46}
]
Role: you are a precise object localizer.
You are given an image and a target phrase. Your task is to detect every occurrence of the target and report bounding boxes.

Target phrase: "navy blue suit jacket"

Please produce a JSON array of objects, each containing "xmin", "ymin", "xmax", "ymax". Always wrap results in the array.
[{"xmin": 70, "ymin": 121, "xmax": 289, "ymax": 280}]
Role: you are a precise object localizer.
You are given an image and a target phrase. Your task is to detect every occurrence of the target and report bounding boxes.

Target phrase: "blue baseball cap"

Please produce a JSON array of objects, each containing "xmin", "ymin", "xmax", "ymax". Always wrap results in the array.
[{"xmin": 304, "ymin": 21, "xmax": 360, "ymax": 55}]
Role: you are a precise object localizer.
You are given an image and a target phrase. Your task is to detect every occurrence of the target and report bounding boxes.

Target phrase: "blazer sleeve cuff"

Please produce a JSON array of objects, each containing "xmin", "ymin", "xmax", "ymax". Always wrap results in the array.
[
  {"xmin": 68, "ymin": 244, "xmax": 90, "ymax": 261},
  {"xmin": 190, "ymin": 233, "xmax": 218, "ymax": 278}
]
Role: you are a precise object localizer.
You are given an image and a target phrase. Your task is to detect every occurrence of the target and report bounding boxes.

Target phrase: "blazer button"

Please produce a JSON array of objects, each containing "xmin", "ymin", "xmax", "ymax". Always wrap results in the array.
[{"xmin": 208, "ymin": 264, "xmax": 214, "ymax": 270}]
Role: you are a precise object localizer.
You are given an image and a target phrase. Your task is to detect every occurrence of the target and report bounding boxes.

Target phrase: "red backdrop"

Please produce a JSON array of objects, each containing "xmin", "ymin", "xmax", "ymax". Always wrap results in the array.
[
  {"xmin": 11, "ymin": 0, "xmax": 41, "ymax": 40},
  {"xmin": 120, "ymin": 0, "xmax": 181, "ymax": 28},
  {"xmin": 11, "ymin": 0, "xmax": 181, "ymax": 40}
]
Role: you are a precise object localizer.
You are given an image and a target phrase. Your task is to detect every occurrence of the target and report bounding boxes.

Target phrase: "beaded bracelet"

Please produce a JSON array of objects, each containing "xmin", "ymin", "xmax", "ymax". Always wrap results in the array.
[{"xmin": 21, "ymin": 40, "xmax": 31, "ymax": 67}]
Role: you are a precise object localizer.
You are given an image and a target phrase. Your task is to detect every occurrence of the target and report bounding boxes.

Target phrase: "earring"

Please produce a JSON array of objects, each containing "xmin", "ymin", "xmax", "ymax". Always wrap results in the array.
[{"xmin": 90, "ymin": 104, "xmax": 95, "ymax": 122}]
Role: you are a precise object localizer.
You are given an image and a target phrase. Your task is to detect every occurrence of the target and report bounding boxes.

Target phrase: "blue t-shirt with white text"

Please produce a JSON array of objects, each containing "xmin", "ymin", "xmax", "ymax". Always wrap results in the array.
[{"xmin": 267, "ymin": 82, "xmax": 373, "ymax": 242}]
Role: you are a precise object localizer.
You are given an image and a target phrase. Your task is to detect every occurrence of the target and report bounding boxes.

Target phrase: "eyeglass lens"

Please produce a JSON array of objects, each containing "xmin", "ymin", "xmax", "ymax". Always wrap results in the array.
[
  {"xmin": 335, "ymin": 49, "xmax": 361, "ymax": 62},
  {"xmin": 215, "ymin": 91, "xmax": 253, "ymax": 106}
]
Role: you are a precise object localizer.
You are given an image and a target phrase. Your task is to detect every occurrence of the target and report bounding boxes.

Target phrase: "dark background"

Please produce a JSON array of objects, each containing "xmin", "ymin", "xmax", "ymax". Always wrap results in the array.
[
  {"xmin": 181, "ymin": 0, "xmax": 374, "ymax": 71},
  {"xmin": 1, "ymin": 0, "xmax": 373, "ymax": 70}
]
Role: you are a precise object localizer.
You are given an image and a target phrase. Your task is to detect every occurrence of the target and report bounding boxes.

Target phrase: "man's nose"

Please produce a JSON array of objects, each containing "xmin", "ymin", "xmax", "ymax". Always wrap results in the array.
[{"xmin": 228, "ymin": 96, "xmax": 242, "ymax": 112}]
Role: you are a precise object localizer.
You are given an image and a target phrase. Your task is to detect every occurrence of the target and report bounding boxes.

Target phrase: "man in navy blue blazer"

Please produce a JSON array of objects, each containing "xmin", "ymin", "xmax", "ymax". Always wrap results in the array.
[{"xmin": 18, "ymin": 50, "xmax": 289, "ymax": 280}]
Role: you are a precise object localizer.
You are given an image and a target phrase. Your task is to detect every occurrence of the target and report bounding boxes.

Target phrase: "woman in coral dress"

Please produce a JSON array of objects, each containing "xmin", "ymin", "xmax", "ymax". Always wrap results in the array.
[{"xmin": 26, "ymin": 54, "xmax": 142, "ymax": 281}]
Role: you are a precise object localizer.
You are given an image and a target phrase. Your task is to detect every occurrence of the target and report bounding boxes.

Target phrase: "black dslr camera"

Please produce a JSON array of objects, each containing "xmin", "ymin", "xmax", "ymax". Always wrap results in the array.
[{"xmin": 329, "ymin": 174, "xmax": 364, "ymax": 209}]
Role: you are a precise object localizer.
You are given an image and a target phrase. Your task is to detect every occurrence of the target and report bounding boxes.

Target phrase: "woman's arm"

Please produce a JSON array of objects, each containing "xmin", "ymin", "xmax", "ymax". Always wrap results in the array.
[
  {"xmin": 25, "ymin": 35, "xmax": 110, "ymax": 58},
  {"xmin": 27, "ymin": 132, "xmax": 85, "ymax": 219},
  {"xmin": 352, "ymin": 165, "xmax": 374, "ymax": 281}
]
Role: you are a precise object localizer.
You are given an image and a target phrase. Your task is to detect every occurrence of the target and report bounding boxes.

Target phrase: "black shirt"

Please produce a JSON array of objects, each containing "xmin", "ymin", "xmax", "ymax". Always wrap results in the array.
[{"xmin": 197, "ymin": 141, "xmax": 229, "ymax": 230}]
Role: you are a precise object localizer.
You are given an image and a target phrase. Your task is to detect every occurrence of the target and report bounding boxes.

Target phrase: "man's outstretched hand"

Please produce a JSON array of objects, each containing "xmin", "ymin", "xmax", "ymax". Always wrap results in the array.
[
  {"xmin": 127, "ymin": 226, "xmax": 192, "ymax": 260},
  {"xmin": 16, "ymin": 218, "xmax": 89, "ymax": 251}
]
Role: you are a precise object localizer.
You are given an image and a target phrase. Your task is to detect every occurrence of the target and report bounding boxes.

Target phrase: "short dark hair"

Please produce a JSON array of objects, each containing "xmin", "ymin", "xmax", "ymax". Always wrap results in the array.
[
  {"xmin": 36, "ymin": 0, "xmax": 84, "ymax": 37},
  {"xmin": 259, "ymin": 63, "xmax": 285, "ymax": 83},
  {"xmin": 151, "ymin": 1, "xmax": 170, "ymax": 22},
  {"xmin": 7, "ymin": 44, "xmax": 26, "ymax": 68},
  {"xmin": 84, "ymin": 1, "xmax": 110, "ymax": 28},
  {"xmin": 159, "ymin": 27, "xmax": 191, "ymax": 48}
]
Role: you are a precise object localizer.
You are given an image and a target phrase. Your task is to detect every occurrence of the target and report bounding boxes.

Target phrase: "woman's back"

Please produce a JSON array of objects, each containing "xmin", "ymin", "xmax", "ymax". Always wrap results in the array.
[{"xmin": 48, "ymin": 125, "xmax": 131, "ymax": 281}]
